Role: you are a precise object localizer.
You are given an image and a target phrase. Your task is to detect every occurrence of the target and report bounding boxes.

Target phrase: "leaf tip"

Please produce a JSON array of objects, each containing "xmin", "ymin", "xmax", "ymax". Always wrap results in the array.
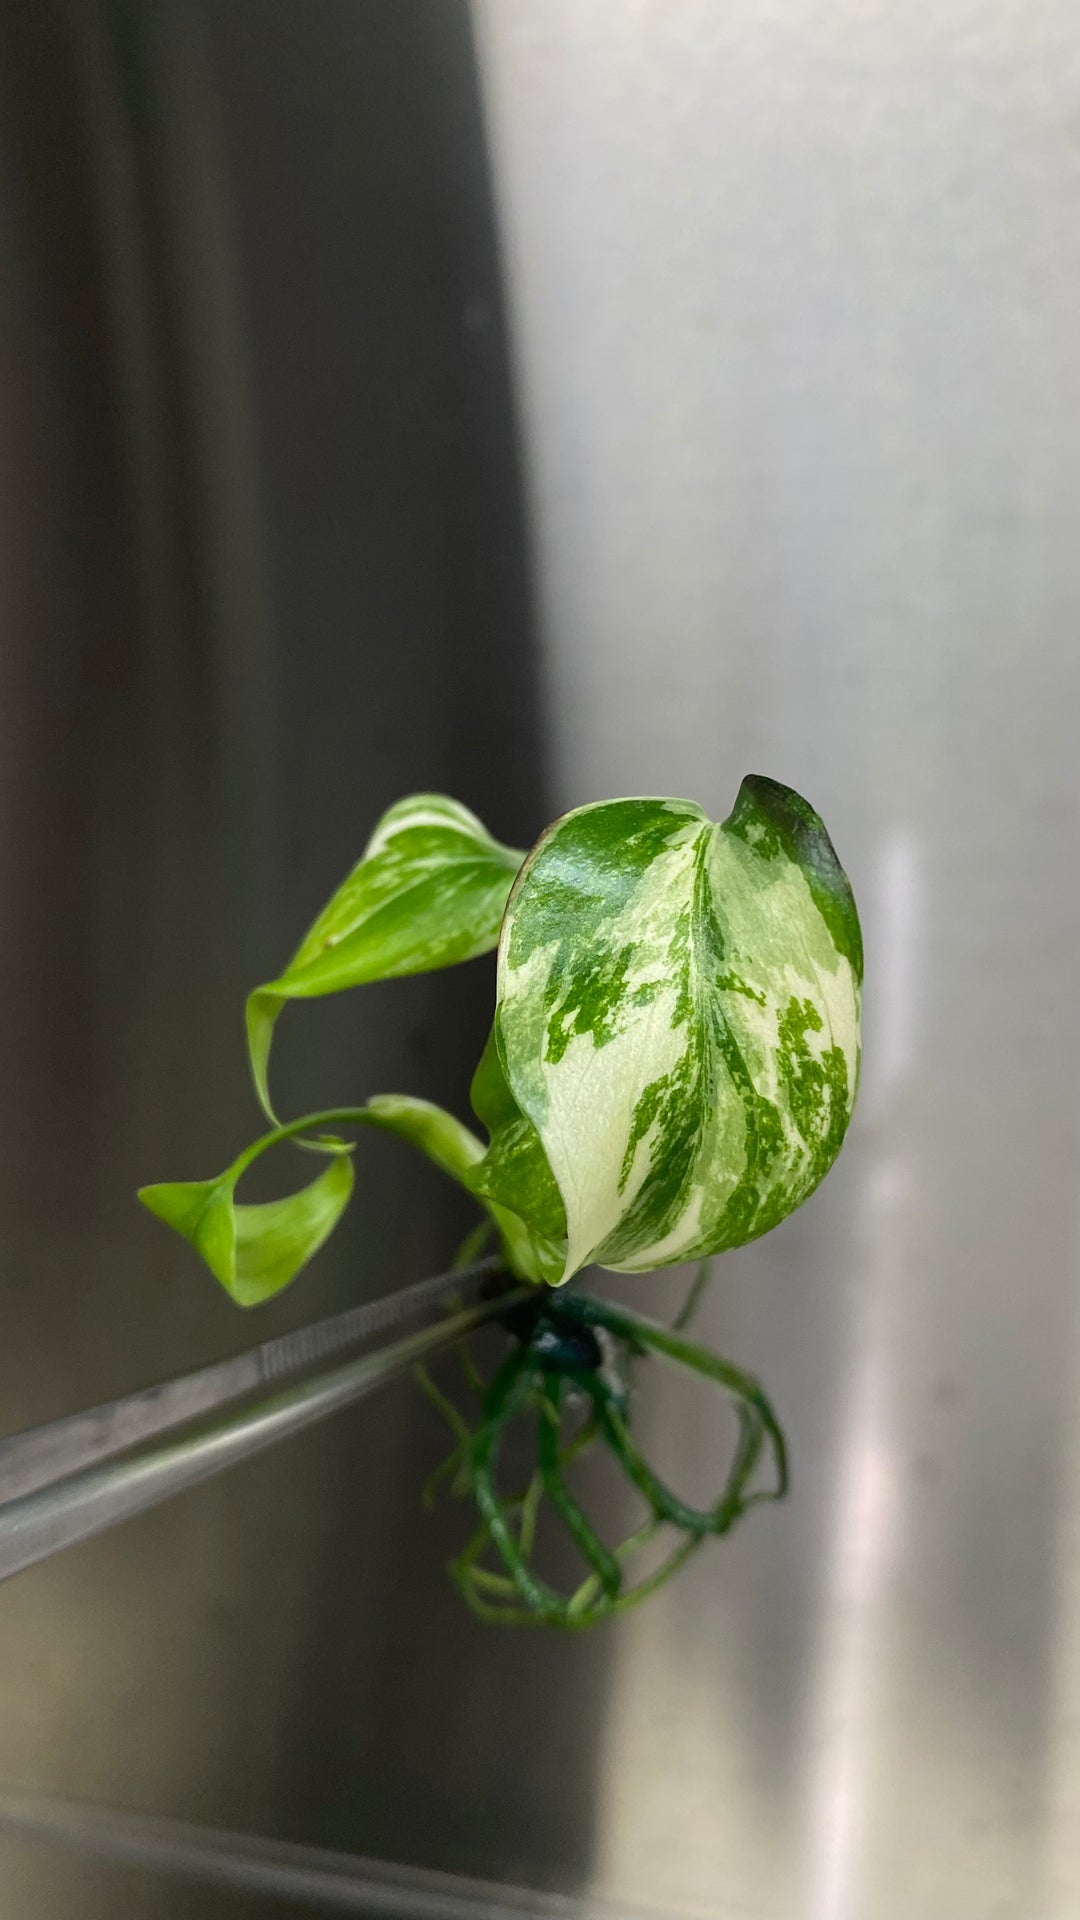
[
  {"xmin": 727, "ymin": 773, "xmax": 863, "ymax": 985},
  {"xmin": 245, "ymin": 986, "xmax": 283, "ymax": 1125}
]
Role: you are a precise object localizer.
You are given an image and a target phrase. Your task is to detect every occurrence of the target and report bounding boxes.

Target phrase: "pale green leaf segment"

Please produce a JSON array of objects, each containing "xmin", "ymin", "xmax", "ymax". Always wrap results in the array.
[
  {"xmin": 247, "ymin": 794, "xmax": 524, "ymax": 1124},
  {"xmin": 141, "ymin": 790, "xmax": 552, "ymax": 1304},
  {"xmin": 141, "ymin": 777, "xmax": 860, "ymax": 1307},
  {"xmin": 139, "ymin": 1118, "xmax": 356, "ymax": 1309},
  {"xmin": 470, "ymin": 776, "xmax": 862, "ymax": 1286},
  {"xmin": 139, "ymin": 1097, "xmax": 549, "ymax": 1307}
]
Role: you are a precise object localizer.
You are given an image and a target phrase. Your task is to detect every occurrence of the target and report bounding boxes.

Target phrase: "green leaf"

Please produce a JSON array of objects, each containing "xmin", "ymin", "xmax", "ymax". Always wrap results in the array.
[
  {"xmin": 468, "ymin": 1022, "xmax": 522, "ymax": 1137},
  {"xmin": 140, "ymin": 1097, "xmax": 553, "ymax": 1303},
  {"xmin": 475, "ymin": 777, "xmax": 862, "ymax": 1284},
  {"xmin": 139, "ymin": 1150, "xmax": 354, "ymax": 1308},
  {"xmin": 465, "ymin": 1028, "xmax": 568, "ymax": 1284},
  {"xmin": 247, "ymin": 794, "xmax": 525, "ymax": 1122},
  {"xmin": 364, "ymin": 1088, "xmax": 558, "ymax": 1285}
]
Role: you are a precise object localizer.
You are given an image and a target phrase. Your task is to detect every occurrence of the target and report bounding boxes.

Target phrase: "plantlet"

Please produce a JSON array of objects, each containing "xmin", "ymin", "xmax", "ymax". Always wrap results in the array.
[{"xmin": 140, "ymin": 778, "xmax": 861, "ymax": 1625}]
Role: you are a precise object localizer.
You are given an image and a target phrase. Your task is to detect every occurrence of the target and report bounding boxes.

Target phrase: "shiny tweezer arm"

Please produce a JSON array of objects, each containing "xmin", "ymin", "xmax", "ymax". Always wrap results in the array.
[{"xmin": 0, "ymin": 1259, "xmax": 529, "ymax": 1586}]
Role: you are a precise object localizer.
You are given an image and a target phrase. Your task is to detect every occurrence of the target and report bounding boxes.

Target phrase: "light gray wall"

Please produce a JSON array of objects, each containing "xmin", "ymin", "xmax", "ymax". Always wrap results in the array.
[{"xmin": 472, "ymin": 5, "xmax": 1080, "ymax": 1918}]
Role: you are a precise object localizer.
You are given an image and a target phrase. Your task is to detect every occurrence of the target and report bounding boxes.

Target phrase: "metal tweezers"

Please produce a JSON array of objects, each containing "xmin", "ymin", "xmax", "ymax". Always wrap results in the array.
[{"xmin": 0, "ymin": 1259, "xmax": 530, "ymax": 1587}]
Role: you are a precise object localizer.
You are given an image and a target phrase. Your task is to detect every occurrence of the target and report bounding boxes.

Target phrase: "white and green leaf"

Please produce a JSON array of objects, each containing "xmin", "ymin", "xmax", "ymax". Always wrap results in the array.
[
  {"xmin": 247, "ymin": 794, "xmax": 524, "ymax": 1122},
  {"xmin": 472, "ymin": 776, "xmax": 862, "ymax": 1284}
]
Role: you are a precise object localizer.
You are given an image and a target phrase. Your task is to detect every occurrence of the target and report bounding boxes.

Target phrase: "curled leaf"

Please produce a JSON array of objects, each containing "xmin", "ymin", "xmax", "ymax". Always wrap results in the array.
[
  {"xmin": 140, "ymin": 1095, "xmax": 553, "ymax": 1305},
  {"xmin": 247, "ymin": 794, "xmax": 524, "ymax": 1122},
  {"xmin": 139, "ymin": 1150, "xmax": 354, "ymax": 1308},
  {"xmin": 474, "ymin": 776, "xmax": 862, "ymax": 1284}
]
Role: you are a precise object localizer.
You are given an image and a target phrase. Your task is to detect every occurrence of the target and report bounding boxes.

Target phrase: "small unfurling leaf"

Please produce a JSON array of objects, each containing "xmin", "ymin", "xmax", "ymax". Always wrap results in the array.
[
  {"xmin": 139, "ymin": 1151, "xmax": 354, "ymax": 1308},
  {"xmin": 140, "ymin": 1094, "xmax": 555, "ymax": 1302}
]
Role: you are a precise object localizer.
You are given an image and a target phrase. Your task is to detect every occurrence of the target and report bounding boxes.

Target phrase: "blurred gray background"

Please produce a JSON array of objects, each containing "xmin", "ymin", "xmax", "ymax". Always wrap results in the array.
[{"xmin": 1, "ymin": 1, "xmax": 1079, "ymax": 1916}]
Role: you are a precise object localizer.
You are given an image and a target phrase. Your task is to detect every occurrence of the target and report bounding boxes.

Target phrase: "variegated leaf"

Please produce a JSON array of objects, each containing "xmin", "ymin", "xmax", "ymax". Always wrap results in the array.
[
  {"xmin": 475, "ymin": 776, "xmax": 862, "ymax": 1284},
  {"xmin": 247, "ymin": 794, "xmax": 524, "ymax": 1122}
]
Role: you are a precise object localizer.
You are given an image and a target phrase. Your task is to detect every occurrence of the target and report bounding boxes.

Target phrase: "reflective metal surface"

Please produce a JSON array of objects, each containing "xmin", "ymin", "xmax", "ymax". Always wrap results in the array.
[
  {"xmin": 474, "ymin": 7, "xmax": 1080, "ymax": 1917},
  {"xmin": 0, "ymin": 1272, "xmax": 524, "ymax": 1585},
  {"xmin": 1, "ymin": 1, "xmax": 1079, "ymax": 1915}
]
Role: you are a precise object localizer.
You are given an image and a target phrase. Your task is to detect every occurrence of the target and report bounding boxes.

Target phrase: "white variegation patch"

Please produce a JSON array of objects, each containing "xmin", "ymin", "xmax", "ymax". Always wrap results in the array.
[
  {"xmin": 539, "ymin": 989, "xmax": 687, "ymax": 1277},
  {"xmin": 356, "ymin": 794, "xmax": 498, "ymax": 865}
]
